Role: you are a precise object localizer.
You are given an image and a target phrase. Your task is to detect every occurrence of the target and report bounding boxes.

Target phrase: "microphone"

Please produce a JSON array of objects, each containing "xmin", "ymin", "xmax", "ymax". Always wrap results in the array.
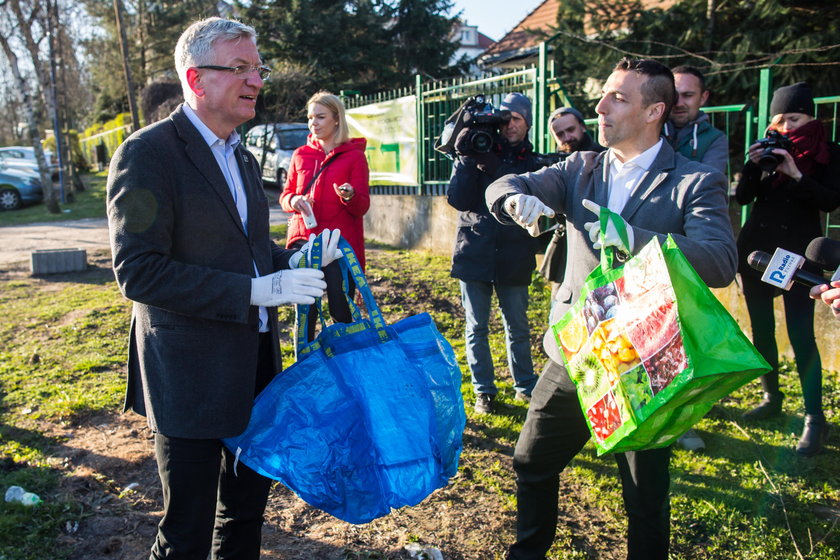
[
  {"xmin": 747, "ymin": 249, "xmax": 827, "ymax": 290},
  {"xmin": 805, "ymin": 237, "xmax": 840, "ymax": 282}
]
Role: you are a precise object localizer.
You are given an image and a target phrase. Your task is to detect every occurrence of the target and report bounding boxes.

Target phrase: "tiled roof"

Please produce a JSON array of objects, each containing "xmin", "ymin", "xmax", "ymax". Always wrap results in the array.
[
  {"xmin": 481, "ymin": 0, "xmax": 677, "ymax": 66},
  {"xmin": 477, "ymin": 31, "xmax": 495, "ymax": 50},
  {"xmin": 481, "ymin": 0, "xmax": 559, "ymax": 58}
]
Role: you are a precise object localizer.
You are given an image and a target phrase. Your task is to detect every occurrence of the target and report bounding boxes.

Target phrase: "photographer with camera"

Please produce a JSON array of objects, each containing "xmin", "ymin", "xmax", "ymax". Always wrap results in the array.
[
  {"xmin": 446, "ymin": 92, "xmax": 543, "ymax": 414},
  {"xmin": 736, "ymin": 82, "xmax": 840, "ymax": 457}
]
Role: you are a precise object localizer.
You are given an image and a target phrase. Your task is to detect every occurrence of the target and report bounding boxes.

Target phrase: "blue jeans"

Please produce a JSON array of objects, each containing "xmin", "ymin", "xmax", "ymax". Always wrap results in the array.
[{"xmin": 460, "ymin": 280, "xmax": 537, "ymax": 396}]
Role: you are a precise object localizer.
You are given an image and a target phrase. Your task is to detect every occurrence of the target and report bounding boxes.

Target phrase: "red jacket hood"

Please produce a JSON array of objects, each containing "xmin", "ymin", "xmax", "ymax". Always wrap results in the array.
[{"xmin": 303, "ymin": 135, "xmax": 367, "ymax": 158}]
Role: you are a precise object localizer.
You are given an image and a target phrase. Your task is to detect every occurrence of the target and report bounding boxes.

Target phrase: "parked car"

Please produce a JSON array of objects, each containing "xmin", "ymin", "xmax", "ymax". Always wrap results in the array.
[
  {"xmin": 244, "ymin": 123, "xmax": 309, "ymax": 185},
  {"xmin": 0, "ymin": 167, "xmax": 43, "ymax": 210},
  {"xmin": 0, "ymin": 146, "xmax": 59, "ymax": 181}
]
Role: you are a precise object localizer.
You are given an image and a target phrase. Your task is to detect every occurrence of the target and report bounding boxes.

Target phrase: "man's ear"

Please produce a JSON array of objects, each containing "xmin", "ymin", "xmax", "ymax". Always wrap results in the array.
[
  {"xmin": 646, "ymin": 102, "xmax": 666, "ymax": 124},
  {"xmin": 186, "ymin": 68, "xmax": 204, "ymax": 98},
  {"xmin": 700, "ymin": 89, "xmax": 710, "ymax": 106}
]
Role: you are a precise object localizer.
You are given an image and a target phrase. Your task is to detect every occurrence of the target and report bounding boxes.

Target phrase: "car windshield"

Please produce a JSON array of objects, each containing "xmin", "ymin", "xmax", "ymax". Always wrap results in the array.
[{"xmin": 276, "ymin": 129, "xmax": 309, "ymax": 150}]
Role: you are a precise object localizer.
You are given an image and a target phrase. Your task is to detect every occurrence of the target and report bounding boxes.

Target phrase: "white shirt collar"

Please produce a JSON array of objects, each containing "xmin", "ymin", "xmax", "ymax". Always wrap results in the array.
[
  {"xmin": 182, "ymin": 103, "xmax": 240, "ymax": 150},
  {"xmin": 608, "ymin": 138, "xmax": 663, "ymax": 175}
]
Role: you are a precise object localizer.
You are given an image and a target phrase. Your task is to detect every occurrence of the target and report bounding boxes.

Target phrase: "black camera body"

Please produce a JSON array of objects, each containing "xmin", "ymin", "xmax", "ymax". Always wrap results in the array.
[
  {"xmin": 756, "ymin": 130, "xmax": 795, "ymax": 172},
  {"xmin": 533, "ymin": 152, "xmax": 564, "ymax": 168},
  {"xmin": 434, "ymin": 95, "xmax": 511, "ymax": 158}
]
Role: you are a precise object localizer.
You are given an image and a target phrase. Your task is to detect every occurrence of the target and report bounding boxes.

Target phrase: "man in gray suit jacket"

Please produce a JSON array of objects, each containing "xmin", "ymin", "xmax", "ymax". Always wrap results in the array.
[
  {"xmin": 107, "ymin": 18, "xmax": 332, "ymax": 559},
  {"xmin": 487, "ymin": 58, "xmax": 737, "ymax": 559}
]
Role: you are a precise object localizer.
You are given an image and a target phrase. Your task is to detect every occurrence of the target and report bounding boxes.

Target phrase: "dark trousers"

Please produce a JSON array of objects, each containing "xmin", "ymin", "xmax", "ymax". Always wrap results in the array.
[
  {"xmin": 741, "ymin": 272, "xmax": 823, "ymax": 416},
  {"xmin": 508, "ymin": 360, "xmax": 671, "ymax": 560},
  {"xmin": 150, "ymin": 334, "xmax": 276, "ymax": 559}
]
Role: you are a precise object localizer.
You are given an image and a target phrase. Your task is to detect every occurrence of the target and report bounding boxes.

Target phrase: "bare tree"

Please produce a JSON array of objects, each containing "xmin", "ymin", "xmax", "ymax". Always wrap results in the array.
[{"xmin": 0, "ymin": 0, "xmax": 60, "ymax": 212}]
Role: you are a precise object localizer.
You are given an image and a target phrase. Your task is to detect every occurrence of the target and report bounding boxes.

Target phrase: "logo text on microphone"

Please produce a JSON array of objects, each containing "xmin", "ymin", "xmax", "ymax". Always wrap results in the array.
[{"xmin": 761, "ymin": 248, "xmax": 805, "ymax": 290}]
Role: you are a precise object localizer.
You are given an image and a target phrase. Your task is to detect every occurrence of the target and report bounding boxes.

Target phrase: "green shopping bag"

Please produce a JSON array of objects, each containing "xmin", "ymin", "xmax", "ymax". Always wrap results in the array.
[{"xmin": 551, "ymin": 209, "xmax": 770, "ymax": 455}]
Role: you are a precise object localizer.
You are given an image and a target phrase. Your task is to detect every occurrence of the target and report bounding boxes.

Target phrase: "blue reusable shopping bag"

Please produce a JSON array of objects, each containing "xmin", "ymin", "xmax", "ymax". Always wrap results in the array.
[{"xmin": 223, "ymin": 237, "xmax": 466, "ymax": 524}]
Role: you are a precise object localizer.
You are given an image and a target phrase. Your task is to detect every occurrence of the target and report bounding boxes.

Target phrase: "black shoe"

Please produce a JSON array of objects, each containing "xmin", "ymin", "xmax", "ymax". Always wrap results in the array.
[
  {"xmin": 796, "ymin": 415, "xmax": 828, "ymax": 457},
  {"xmin": 743, "ymin": 391, "xmax": 783, "ymax": 421},
  {"xmin": 474, "ymin": 393, "xmax": 495, "ymax": 414}
]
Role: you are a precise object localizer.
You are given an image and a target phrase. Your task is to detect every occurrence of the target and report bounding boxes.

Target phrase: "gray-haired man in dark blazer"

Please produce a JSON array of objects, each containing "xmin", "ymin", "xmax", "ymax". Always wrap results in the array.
[
  {"xmin": 107, "ymin": 17, "xmax": 334, "ymax": 559},
  {"xmin": 488, "ymin": 58, "xmax": 737, "ymax": 559}
]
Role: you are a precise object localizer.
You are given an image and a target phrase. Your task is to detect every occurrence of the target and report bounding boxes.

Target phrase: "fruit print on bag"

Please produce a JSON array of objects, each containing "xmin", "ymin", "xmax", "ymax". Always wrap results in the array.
[
  {"xmin": 623, "ymin": 300, "xmax": 680, "ymax": 361},
  {"xmin": 619, "ymin": 365, "xmax": 653, "ymax": 411},
  {"xmin": 568, "ymin": 349, "xmax": 611, "ymax": 409},
  {"xmin": 643, "ymin": 330, "xmax": 688, "ymax": 394},
  {"xmin": 558, "ymin": 312, "xmax": 589, "ymax": 361},
  {"xmin": 582, "ymin": 283, "xmax": 621, "ymax": 334},
  {"xmin": 586, "ymin": 391, "xmax": 623, "ymax": 442},
  {"xmin": 590, "ymin": 318, "xmax": 640, "ymax": 384}
]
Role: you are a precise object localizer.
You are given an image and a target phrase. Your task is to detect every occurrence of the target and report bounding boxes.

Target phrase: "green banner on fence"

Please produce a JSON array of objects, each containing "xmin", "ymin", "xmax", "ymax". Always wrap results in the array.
[{"xmin": 346, "ymin": 95, "xmax": 418, "ymax": 186}]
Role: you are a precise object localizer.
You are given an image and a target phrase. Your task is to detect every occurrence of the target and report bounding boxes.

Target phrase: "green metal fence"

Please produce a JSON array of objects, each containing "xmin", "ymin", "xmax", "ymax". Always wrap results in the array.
[{"xmin": 345, "ymin": 56, "xmax": 839, "ymax": 237}]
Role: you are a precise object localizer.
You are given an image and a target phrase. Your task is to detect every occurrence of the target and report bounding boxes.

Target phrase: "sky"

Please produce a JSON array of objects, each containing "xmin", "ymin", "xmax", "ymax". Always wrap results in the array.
[{"xmin": 449, "ymin": 0, "xmax": 542, "ymax": 42}]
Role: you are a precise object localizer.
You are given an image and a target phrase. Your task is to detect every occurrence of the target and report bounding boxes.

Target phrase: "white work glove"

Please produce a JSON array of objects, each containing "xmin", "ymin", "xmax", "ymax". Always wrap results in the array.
[
  {"xmin": 289, "ymin": 228, "xmax": 343, "ymax": 268},
  {"xmin": 503, "ymin": 194, "xmax": 555, "ymax": 234},
  {"xmin": 582, "ymin": 199, "xmax": 634, "ymax": 253},
  {"xmin": 250, "ymin": 268, "xmax": 326, "ymax": 306}
]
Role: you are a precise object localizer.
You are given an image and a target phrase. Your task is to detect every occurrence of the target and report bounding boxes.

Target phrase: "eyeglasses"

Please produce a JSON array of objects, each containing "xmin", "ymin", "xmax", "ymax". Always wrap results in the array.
[{"xmin": 196, "ymin": 64, "xmax": 271, "ymax": 80}]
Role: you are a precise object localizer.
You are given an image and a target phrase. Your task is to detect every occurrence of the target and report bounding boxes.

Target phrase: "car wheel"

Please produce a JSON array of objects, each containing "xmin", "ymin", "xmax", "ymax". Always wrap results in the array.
[
  {"xmin": 275, "ymin": 168, "xmax": 287, "ymax": 186},
  {"xmin": 0, "ymin": 188, "xmax": 21, "ymax": 210}
]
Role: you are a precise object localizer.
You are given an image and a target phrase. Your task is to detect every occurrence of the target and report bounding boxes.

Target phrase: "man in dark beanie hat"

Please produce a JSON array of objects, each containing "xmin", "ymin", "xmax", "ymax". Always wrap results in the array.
[
  {"xmin": 500, "ymin": 92, "xmax": 533, "ymax": 128},
  {"xmin": 447, "ymin": 91, "xmax": 543, "ymax": 413},
  {"xmin": 770, "ymin": 82, "xmax": 816, "ymax": 116}
]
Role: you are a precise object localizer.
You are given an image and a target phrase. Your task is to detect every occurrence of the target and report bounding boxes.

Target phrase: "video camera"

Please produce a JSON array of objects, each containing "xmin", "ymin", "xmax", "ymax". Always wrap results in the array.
[
  {"xmin": 756, "ymin": 130, "xmax": 795, "ymax": 172},
  {"xmin": 434, "ymin": 95, "xmax": 511, "ymax": 158}
]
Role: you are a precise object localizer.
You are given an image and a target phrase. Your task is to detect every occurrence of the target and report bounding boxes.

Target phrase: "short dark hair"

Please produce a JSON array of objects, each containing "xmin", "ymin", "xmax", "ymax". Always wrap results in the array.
[
  {"xmin": 671, "ymin": 65, "xmax": 707, "ymax": 91},
  {"xmin": 613, "ymin": 57, "xmax": 676, "ymax": 125}
]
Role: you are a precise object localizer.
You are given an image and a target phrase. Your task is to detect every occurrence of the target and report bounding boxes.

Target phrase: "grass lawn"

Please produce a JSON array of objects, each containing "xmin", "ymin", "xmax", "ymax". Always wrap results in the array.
[
  {"xmin": 0, "ymin": 172, "xmax": 109, "ymax": 226},
  {"xmin": 0, "ymin": 221, "xmax": 838, "ymax": 558}
]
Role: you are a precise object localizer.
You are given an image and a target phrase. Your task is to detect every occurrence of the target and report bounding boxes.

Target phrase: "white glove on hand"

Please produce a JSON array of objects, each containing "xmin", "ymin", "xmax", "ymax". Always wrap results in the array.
[
  {"xmin": 582, "ymin": 198, "xmax": 634, "ymax": 253},
  {"xmin": 250, "ymin": 268, "xmax": 327, "ymax": 306},
  {"xmin": 289, "ymin": 228, "xmax": 343, "ymax": 268},
  {"xmin": 503, "ymin": 194, "xmax": 555, "ymax": 230}
]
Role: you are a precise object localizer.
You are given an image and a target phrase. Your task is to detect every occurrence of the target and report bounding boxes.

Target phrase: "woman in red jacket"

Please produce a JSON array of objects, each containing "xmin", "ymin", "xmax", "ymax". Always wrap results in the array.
[{"xmin": 281, "ymin": 91, "xmax": 370, "ymax": 337}]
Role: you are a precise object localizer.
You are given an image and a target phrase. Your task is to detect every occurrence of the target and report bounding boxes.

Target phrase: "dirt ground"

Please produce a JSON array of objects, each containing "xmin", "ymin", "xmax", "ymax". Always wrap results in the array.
[
  {"xmin": 6, "ymin": 249, "xmax": 623, "ymax": 560},
  {"xmin": 50, "ymin": 411, "xmax": 620, "ymax": 560}
]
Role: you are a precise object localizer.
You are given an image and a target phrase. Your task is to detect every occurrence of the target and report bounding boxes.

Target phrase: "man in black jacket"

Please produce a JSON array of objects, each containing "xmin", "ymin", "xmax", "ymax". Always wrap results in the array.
[{"xmin": 446, "ymin": 92, "xmax": 543, "ymax": 414}]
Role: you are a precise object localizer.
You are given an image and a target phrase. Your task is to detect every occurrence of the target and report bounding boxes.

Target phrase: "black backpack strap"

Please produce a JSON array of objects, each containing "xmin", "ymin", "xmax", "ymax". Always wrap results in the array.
[{"xmin": 303, "ymin": 151, "xmax": 344, "ymax": 196}]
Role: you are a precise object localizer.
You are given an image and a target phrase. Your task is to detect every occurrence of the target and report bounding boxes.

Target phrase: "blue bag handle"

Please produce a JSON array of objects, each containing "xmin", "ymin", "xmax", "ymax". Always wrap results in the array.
[
  {"xmin": 293, "ymin": 236, "xmax": 388, "ymax": 358},
  {"xmin": 597, "ymin": 205, "xmax": 631, "ymax": 272}
]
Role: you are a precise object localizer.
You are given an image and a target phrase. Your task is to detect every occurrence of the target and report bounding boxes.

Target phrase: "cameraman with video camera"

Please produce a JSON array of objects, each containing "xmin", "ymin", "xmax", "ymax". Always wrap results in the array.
[
  {"xmin": 736, "ymin": 82, "xmax": 840, "ymax": 456},
  {"xmin": 446, "ymin": 92, "xmax": 543, "ymax": 414}
]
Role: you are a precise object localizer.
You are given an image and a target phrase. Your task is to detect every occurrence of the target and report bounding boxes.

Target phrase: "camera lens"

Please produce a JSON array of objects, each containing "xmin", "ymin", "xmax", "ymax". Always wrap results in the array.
[
  {"xmin": 470, "ymin": 130, "xmax": 494, "ymax": 153},
  {"xmin": 757, "ymin": 149, "xmax": 782, "ymax": 172}
]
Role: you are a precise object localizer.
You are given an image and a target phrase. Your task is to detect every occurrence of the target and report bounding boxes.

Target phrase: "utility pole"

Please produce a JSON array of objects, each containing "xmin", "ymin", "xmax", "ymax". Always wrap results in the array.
[
  {"xmin": 113, "ymin": 0, "xmax": 141, "ymax": 131},
  {"xmin": 46, "ymin": 0, "xmax": 67, "ymax": 202}
]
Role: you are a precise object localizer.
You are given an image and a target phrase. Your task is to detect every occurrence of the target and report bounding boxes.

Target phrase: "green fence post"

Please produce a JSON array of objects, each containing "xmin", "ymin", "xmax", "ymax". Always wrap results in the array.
[
  {"xmin": 741, "ymin": 104, "xmax": 755, "ymax": 226},
  {"xmin": 757, "ymin": 67, "xmax": 773, "ymax": 138},
  {"xmin": 537, "ymin": 41, "xmax": 548, "ymax": 154},
  {"xmin": 415, "ymin": 74, "xmax": 424, "ymax": 191}
]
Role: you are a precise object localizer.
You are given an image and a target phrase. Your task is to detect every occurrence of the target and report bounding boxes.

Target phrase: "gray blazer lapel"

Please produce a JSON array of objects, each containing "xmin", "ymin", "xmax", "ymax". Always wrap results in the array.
[
  {"xmin": 591, "ymin": 152, "xmax": 610, "ymax": 208},
  {"xmin": 621, "ymin": 143, "xmax": 676, "ymax": 221},
  {"xmin": 171, "ymin": 108, "xmax": 247, "ymax": 237}
]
